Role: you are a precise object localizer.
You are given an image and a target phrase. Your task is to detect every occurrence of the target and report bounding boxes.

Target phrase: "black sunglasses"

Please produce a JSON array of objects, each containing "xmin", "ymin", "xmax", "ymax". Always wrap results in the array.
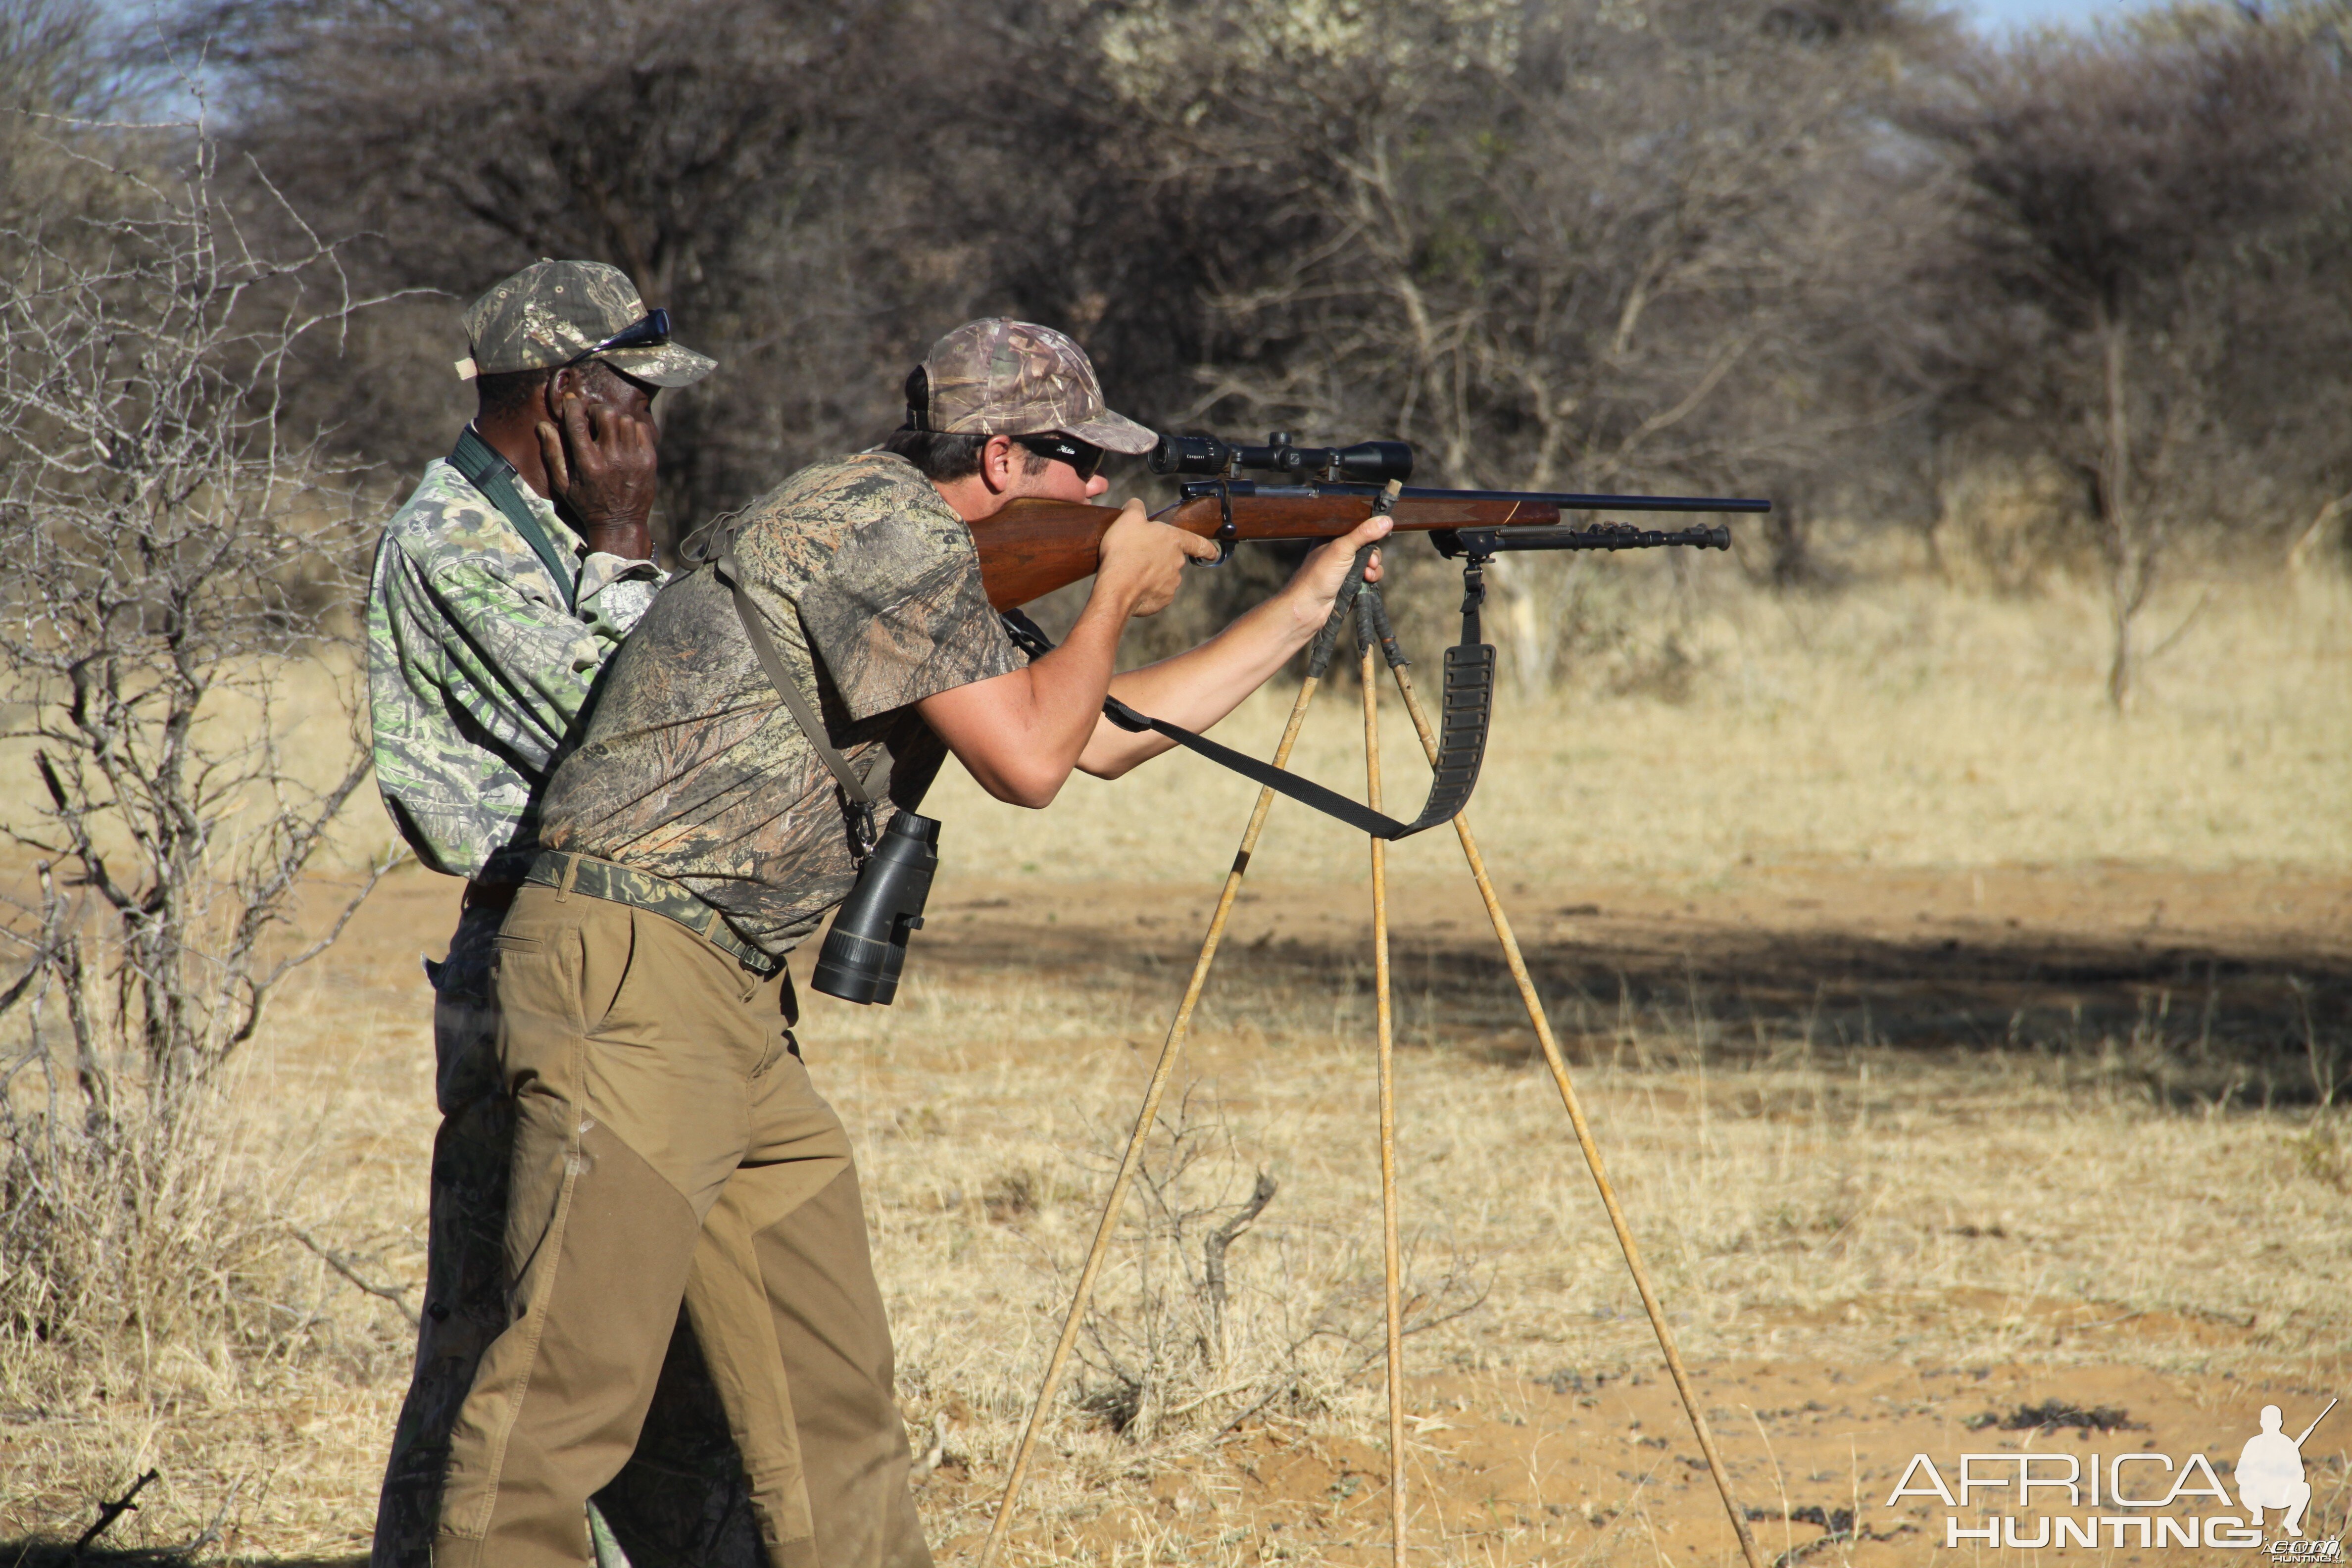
[
  {"xmin": 562, "ymin": 307, "xmax": 671, "ymax": 370},
  {"xmin": 1016, "ymin": 431, "xmax": 1105, "ymax": 482}
]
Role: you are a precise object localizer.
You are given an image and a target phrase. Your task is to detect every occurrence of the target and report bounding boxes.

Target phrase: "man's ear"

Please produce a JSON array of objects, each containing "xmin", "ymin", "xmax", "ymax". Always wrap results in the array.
[
  {"xmin": 980, "ymin": 434, "xmax": 1018, "ymax": 495},
  {"xmin": 542, "ymin": 365, "xmax": 584, "ymax": 414}
]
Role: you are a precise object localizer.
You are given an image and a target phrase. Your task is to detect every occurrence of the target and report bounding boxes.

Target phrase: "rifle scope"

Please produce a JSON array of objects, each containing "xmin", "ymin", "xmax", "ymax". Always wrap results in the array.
[
  {"xmin": 1151, "ymin": 430, "xmax": 1415, "ymax": 486},
  {"xmin": 810, "ymin": 810, "xmax": 939, "ymax": 1005}
]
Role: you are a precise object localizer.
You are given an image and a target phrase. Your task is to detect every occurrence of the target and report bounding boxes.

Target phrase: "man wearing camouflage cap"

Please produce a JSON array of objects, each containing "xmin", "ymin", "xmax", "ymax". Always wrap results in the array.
[
  {"xmin": 366, "ymin": 258, "xmax": 762, "ymax": 1568},
  {"xmin": 425, "ymin": 317, "xmax": 1389, "ymax": 1568}
]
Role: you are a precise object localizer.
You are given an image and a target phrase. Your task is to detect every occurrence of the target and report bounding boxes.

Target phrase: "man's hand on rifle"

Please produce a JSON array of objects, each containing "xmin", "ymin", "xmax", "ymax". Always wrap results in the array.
[
  {"xmin": 1095, "ymin": 497, "xmax": 1221, "ymax": 616},
  {"xmin": 1279, "ymin": 518, "xmax": 1391, "ymax": 633}
]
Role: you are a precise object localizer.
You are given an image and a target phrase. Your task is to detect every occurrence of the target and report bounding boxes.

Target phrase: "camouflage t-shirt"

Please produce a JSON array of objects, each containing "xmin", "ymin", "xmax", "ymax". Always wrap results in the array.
[
  {"xmin": 539, "ymin": 452, "xmax": 1023, "ymax": 955},
  {"xmin": 367, "ymin": 455, "xmax": 662, "ymax": 882}
]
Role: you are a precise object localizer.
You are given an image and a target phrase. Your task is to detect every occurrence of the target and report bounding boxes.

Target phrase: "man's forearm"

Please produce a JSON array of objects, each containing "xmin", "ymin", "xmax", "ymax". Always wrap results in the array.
[
  {"xmin": 1028, "ymin": 581, "xmax": 1141, "ymax": 757},
  {"xmin": 1076, "ymin": 585, "xmax": 1325, "ymax": 778},
  {"xmin": 918, "ymin": 501, "xmax": 1208, "ymax": 807},
  {"xmin": 917, "ymin": 574, "xmax": 1144, "ymax": 806}
]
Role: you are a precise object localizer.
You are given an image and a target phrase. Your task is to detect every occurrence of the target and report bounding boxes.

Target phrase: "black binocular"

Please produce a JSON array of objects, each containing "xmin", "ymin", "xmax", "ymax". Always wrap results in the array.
[
  {"xmin": 810, "ymin": 811, "xmax": 939, "ymax": 1005},
  {"xmin": 1150, "ymin": 430, "xmax": 1414, "ymax": 486}
]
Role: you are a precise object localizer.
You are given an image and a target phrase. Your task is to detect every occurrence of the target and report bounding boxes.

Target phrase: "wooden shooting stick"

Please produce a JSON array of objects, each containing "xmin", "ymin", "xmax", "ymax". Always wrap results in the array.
[
  {"xmin": 975, "ymin": 632, "xmax": 1342, "ymax": 1568},
  {"xmin": 1362, "ymin": 636, "xmax": 1409, "ymax": 1566},
  {"xmin": 980, "ymin": 569, "xmax": 1761, "ymax": 1568},
  {"xmin": 1368, "ymin": 589, "xmax": 1763, "ymax": 1568}
]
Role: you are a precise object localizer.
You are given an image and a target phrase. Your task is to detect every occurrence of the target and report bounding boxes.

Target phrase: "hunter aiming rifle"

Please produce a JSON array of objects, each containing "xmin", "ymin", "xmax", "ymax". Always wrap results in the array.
[
  {"xmin": 980, "ymin": 432, "xmax": 1782, "ymax": 1568},
  {"xmin": 980, "ymin": 431, "xmax": 1769, "ymax": 844},
  {"xmin": 732, "ymin": 430, "xmax": 1762, "ymax": 1006}
]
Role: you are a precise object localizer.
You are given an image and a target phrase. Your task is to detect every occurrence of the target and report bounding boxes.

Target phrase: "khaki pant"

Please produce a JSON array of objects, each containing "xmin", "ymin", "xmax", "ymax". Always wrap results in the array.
[
  {"xmin": 433, "ymin": 882, "xmax": 930, "ymax": 1568},
  {"xmin": 373, "ymin": 902, "xmax": 768, "ymax": 1568}
]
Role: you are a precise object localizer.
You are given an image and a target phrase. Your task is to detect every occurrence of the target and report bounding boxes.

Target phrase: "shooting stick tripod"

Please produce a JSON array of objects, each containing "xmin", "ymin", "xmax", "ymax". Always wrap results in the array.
[{"xmin": 976, "ymin": 567, "xmax": 1764, "ymax": 1568}]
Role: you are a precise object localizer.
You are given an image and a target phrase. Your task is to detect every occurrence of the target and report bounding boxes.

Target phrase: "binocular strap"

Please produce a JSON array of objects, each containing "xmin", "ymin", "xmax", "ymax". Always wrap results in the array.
[{"xmin": 449, "ymin": 425, "xmax": 579, "ymax": 613}]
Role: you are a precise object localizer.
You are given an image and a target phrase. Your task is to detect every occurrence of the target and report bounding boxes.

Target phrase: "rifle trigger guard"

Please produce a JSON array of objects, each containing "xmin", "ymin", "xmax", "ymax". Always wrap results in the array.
[{"xmin": 1204, "ymin": 483, "xmax": 1237, "ymax": 566}]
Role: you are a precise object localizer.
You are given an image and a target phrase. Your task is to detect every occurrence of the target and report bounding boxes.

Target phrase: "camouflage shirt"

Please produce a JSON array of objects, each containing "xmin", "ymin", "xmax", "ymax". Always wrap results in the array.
[
  {"xmin": 539, "ymin": 452, "xmax": 1023, "ymax": 955},
  {"xmin": 367, "ymin": 454, "xmax": 663, "ymax": 881}
]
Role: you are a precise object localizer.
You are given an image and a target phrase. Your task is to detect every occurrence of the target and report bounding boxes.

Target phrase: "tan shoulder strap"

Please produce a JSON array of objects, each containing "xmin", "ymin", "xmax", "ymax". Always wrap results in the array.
[{"xmin": 694, "ymin": 516, "xmax": 890, "ymax": 856}]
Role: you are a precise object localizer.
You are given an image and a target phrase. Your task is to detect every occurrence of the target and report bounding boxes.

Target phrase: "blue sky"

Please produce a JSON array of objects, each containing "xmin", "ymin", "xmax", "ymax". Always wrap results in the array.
[{"xmin": 1956, "ymin": 0, "xmax": 2149, "ymax": 33}]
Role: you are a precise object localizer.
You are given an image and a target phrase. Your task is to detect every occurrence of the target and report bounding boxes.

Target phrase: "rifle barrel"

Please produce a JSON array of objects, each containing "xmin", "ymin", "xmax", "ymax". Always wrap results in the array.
[
  {"xmin": 1191, "ymin": 480, "xmax": 1770, "ymax": 514},
  {"xmin": 1395, "ymin": 486, "xmax": 1770, "ymax": 514},
  {"xmin": 1433, "ymin": 523, "xmax": 1731, "ymax": 556}
]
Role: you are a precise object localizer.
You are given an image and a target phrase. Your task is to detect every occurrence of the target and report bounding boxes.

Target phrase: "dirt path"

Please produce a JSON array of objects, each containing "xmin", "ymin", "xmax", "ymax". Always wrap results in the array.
[{"xmin": 335, "ymin": 858, "xmax": 2352, "ymax": 1071}]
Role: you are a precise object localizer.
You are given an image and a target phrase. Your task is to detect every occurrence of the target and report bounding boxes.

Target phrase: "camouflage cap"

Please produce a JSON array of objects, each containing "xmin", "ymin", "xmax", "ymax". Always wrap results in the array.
[
  {"xmin": 911, "ymin": 318, "xmax": 1155, "ymax": 454},
  {"xmin": 457, "ymin": 259, "xmax": 715, "ymax": 388}
]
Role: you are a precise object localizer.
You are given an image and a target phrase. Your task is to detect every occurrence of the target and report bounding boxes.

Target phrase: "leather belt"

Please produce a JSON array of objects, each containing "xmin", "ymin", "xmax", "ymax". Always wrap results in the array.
[{"xmin": 524, "ymin": 851, "xmax": 782, "ymax": 976}]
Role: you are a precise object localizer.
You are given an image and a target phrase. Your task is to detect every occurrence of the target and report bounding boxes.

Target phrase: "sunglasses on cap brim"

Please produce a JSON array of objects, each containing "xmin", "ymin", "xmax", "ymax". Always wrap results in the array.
[
  {"xmin": 561, "ymin": 308, "xmax": 671, "ymax": 370},
  {"xmin": 1016, "ymin": 432, "xmax": 1105, "ymax": 482}
]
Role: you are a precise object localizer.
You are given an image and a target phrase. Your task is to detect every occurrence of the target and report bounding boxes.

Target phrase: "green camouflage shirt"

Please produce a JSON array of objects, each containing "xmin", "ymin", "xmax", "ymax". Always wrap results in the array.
[
  {"xmin": 539, "ymin": 452, "xmax": 1022, "ymax": 955},
  {"xmin": 367, "ymin": 455, "xmax": 662, "ymax": 881}
]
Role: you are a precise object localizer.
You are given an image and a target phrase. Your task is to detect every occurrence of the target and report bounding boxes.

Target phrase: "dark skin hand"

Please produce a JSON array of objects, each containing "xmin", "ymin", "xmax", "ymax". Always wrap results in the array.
[{"xmin": 475, "ymin": 361, "xmax": 662, "ymax": 559}]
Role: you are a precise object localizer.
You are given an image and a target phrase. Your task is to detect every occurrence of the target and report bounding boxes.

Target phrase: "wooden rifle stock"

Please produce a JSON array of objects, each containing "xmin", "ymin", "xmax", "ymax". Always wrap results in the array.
[{"xmin": 974, "ymin": 491, "xmax": 1566, "ymax": 610}]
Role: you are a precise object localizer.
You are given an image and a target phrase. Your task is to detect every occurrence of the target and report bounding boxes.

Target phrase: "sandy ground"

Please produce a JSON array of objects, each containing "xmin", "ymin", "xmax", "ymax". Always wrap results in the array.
[
  {"xmin": 889, "ymin": 865, "xmax": 2352, "ymax": 1564},
  {"xmin": 997, "ymin": 1358, "xmax": 2346, "ymax": 1567},
  {"xmin": 13, "ymin": 854, "xmax": 2314, "ymax": 1567}
]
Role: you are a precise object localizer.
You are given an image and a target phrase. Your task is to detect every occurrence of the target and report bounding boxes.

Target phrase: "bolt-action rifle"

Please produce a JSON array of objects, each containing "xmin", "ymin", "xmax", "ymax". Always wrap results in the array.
[
  {"xmin": 981, "ymin": 431, "xmax": 1771, "ymax": 845},
  {"xmin": 969, "ymin": 431, "xmax": 1769, "ymax": 609}
]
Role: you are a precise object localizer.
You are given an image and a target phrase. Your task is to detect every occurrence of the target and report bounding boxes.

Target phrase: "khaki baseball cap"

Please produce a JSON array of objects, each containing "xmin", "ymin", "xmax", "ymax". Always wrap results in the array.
[
  {"xmin": 456, "ymin": 259, "xmax": 715, "ymax": 388},
  {"xmin": 910, "ymin": 318, "xmax": 1155, "ymax": 454}
]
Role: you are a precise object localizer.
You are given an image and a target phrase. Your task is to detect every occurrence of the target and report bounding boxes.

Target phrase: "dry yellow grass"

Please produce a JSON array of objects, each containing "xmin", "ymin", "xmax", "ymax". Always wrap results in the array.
[
  {"xmin": 3, "ymin": 562, "xmax": 2348, "ymax": 1564},
  {"xmin": 812, "ymin": 972, "xmax": 2352, "ymax": 1562},
  {"xmin": 933, "ymin": 568, "xmax": 2352, "ymax": 884}
]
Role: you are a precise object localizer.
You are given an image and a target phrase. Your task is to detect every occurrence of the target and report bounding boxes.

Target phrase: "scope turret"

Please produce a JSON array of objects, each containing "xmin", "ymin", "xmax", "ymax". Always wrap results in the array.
[{"xmin": 1150, "ymin": 430, "xmax": 1414, "ymax": 486}]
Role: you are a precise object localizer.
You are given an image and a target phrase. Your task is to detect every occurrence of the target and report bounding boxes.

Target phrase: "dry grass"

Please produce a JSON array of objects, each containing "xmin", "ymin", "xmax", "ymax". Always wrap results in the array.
[
  {"xmin": 18, "ymin": 939, "xmax": 2344, "ymax": 1564},
  {"xmin": 0, "ymin": 970, "xmax": 428, "ymax": 1562},
  {"xmin": 2, "ymin": 561, "xmax": 2349, "ymax": 1564},
  {"xmin": 939, "ymin": 566, "xmax": 2352, "ymax": 884},
  {"xmin": 813, "ymin": 970, "xmax": 2352, "ymax": 1562}
]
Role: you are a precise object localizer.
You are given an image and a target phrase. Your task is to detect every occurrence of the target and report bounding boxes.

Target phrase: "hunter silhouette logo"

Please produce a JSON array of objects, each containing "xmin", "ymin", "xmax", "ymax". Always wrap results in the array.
[
  {"xmin": 2240, "ymin": 1400, "xmax": 2334, "ymax": 1544},
  {"xmin": 1884, "ymin": 1396, "xmax": 2342, "ymax": 1553}
]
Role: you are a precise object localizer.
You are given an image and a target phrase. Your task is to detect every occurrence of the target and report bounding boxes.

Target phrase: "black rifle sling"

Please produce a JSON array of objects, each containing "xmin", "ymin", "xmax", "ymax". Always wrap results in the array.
[
  {"xmin": 700, "ymin": 520, "xmax": 888, "ymax": 861},
  {"xmin": 449, "ymin": 426, "xmax": 578, "ymax": 613},
  {"xmin": 1099, "ymin": 687, "xmax": 1413, "ymax": 840},
  {"xmin": 997, "ymin": 562, "xmax": 1494, "ymax": 842},
  {"xmin": 1356, "ymin": 582, "xmax": 1494, "ymax": 834}
]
